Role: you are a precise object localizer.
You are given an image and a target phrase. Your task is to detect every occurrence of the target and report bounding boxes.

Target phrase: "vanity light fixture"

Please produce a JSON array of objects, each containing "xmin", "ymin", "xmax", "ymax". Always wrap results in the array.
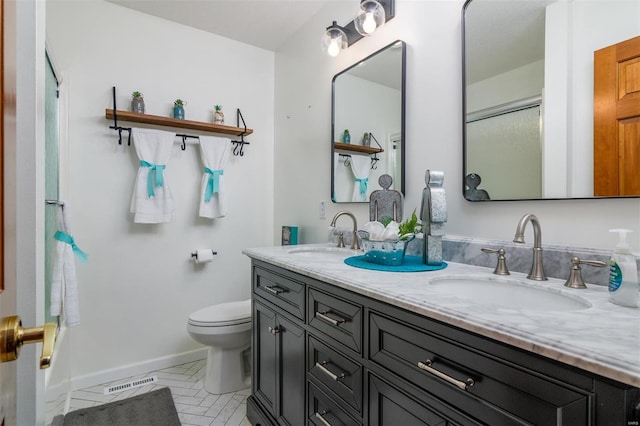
[{"xmin": 322, "ymin": 0, "xmax": 395, "ymax": 57}]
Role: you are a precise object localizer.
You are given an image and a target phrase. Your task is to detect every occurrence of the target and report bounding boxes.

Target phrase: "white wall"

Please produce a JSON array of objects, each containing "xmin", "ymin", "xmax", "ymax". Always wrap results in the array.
[
  {"xmin": 274, "ymin": 0, "xmax": 640, "ymax": 252},
  {"xmin": 46, "ymin": 0, "xmax": 274, "ymax": 385}
]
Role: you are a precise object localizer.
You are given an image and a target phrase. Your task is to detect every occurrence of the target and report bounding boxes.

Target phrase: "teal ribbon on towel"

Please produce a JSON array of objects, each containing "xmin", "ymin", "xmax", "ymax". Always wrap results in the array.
[
  {"xmin": 204, "ymin": 168, "xmax": 224, "ymax": 202},
  {"xmin": 54, "ymin": 231, "xmax": 88, "ymax": 264},
  {"xmin": 355, "ymin": 177, "xmax": 368, "ymax": 195},
  {"xmin": 140, "ymin": 160, "xmax": 166, "ymax": 198}
]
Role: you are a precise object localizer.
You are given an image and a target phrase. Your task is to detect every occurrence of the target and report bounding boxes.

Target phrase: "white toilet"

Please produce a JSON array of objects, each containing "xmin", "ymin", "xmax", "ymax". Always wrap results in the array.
[{"xmin": 187, "ymin": 299, "xmax": 252, "ymax": 394}]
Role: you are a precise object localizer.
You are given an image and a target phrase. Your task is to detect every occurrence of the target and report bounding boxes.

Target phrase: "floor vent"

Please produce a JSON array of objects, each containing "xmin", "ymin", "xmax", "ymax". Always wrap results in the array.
[{"xmin": 103, "ymin": 376, "xmax": 158, "ymax": 395}]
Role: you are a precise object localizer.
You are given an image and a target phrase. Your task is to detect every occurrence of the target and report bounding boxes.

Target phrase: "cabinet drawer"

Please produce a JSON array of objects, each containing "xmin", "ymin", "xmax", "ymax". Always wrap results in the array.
[
  {"xmin": 308, "ymin": 335, "xmax": 363, "ymax": 414},
  {"xmin": 253, "ymin": 266, "xmax": 305, "ymax": 320},
  {"xmin": 368, "ymin": 373, "xmax": 450, "ymax": 426},
  {"xmin": 308, "ymin": 381, "xmax": 361, "ymax": 426},
  {"xmin": 308, "ymin": 287, "xmax": 363, "ymax": 353},
  {"xmin": 369, "ymin": 312, "xmax": 591, "ymax": 426}
]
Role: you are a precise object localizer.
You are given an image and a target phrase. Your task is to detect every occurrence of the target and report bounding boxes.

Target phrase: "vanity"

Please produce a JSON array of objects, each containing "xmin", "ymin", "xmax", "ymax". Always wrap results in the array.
[{"xmin": 243, "ymin": 244, "xmax": 640, "ymax": 426}]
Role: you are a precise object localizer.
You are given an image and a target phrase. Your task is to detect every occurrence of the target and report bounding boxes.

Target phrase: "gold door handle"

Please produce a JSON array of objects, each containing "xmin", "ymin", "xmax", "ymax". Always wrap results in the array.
[{"xmin": 0, "ymin": 316, "xmax": 57, "ymax": 369}]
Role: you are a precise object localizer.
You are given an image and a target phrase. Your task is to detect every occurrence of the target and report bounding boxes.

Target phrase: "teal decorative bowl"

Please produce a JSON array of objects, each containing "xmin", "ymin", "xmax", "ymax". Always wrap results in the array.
[{"xmin": 359, "ymin": 234, "xmax": 415, "ymax": 266}]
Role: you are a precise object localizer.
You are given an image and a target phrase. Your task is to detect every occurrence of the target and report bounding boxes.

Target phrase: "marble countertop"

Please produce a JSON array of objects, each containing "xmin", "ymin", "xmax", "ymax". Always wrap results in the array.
[{"xmin": 243, "ymin": 243, "xmax": 640, "ymax": 388}]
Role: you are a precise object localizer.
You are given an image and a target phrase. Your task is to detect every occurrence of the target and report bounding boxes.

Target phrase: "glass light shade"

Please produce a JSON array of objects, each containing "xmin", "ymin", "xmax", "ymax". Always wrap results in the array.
[
  {"xmin": 354, "ymin": 0, "xmax": 386, "ymax": 36},
  {"xmin": 321, "ymin": 23, "xmax": 348, "ymax": 57}
]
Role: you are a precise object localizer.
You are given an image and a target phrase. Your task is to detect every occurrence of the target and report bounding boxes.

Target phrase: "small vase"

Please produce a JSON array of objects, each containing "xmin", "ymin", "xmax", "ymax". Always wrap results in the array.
[
  {"xmin": 131, "ymin": 97, "xmax": 145, "ymax": 114},
  {"xmin": 342, "ymin": 130, "xmax": 351, "ymax": 144},
  {"xmin": 173, "ymin": 105, "xmax": 185, "ymax": 120},
  {"xmin": 213, "ymin": 110, "xmax": 224, "ymax": 125}
]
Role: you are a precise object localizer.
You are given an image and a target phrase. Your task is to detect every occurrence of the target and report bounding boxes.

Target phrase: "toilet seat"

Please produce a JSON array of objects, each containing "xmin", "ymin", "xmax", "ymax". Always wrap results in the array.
[{"xmin": 188, "ymin": 299, "xmax": 251, "ymax": 327}]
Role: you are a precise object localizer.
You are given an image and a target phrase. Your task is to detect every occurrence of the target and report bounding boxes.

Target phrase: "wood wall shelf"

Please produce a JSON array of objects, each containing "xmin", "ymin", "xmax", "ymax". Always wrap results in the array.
[
  {"xmin": 334, "ymin": 142, "xmax": 384, "ymax": 154},
  {"xmin": 105, "ymin": 109, "xmax": 253, "ymax": 136}
]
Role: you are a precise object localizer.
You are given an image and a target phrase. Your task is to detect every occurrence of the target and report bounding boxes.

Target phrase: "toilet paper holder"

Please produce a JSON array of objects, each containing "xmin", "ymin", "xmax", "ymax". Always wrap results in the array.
[{"xmin": 191, "ymin": 250, "xmax": 218, "ymax": 261}]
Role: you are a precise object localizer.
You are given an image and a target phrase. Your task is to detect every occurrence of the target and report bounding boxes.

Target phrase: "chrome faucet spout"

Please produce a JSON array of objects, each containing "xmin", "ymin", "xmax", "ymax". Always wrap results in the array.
[
  {"xmin": 513, "ymin": 213, "xmax": 547, "ymax": 281},
  {"xmin": 330, "ymin": 210, "xmax": 361, "ymax": 250}
]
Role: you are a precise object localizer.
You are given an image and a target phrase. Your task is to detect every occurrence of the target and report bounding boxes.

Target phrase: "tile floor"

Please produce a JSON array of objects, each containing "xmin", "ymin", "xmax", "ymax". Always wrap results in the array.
[{"xmin": 49, "ymin": 359, "xmax": 251, "ymax": 426}]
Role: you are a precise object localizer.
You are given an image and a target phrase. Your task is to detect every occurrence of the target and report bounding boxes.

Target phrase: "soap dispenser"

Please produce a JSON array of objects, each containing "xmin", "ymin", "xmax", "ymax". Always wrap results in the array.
[{"xmin": 608, "ymin": 229, "xmax": 639, "ymax": 308}]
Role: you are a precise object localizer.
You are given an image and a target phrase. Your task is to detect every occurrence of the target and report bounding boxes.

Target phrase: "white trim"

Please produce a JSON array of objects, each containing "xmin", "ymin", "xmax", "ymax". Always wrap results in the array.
[{"xmin": 45, "ymin": 348, "xmax": 207, "ymax": 401}]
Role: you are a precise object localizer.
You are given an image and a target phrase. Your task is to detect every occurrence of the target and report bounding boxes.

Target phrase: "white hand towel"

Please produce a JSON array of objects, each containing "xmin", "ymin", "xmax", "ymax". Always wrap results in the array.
[
  {"xmin": 50, "ymin": 202, "xmax": 85, "ymax": 327},
  {"xmin": 130, "ymin": 128, "xmax": 176, "ymax": 223},
  {"xmin": 350, "ymin": 155, "xmax": 371, "ymax": 202},
  {"xmin": 198, "ymin": 136, "xmax": 231, "ymax": 219}
]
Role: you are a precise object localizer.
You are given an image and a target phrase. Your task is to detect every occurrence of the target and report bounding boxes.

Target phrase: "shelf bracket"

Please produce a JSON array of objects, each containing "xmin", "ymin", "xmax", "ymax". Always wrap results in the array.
[
  {"xmin": 231, "ymin": 108, "xmax": 250, "ymax": 156},
  {"xmin": 109, "ymin": 86, "xmax": 132, "ymax": 146}
]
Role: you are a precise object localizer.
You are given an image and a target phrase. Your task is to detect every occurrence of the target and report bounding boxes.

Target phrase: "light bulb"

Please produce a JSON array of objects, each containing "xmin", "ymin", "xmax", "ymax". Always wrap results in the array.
[
  {"xmin": 327, "ymin": 39, "xmax": 340, "ymax": 57},
  {"xmin": 354, "ymin": 1, "xmax": 385, "ymax": 36},
  {"xmin": 362, "ymin": 12, "xmax": 377, "ymax": 34}
]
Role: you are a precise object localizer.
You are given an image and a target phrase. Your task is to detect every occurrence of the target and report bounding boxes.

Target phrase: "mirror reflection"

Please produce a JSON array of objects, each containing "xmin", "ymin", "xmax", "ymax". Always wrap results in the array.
[
  {"xmin": 332, "ymin": 40, "xmax": 405, "ymax": 203},
  {"xmin": 463, "ymin": 0, "xmax": 640, "ymax": 201}
]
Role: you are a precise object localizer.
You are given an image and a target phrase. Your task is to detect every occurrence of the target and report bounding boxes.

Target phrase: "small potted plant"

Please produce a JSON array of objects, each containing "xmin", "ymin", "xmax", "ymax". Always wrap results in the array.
[
  {"xmin": 173, "ymin": 99, "xmax": 185, "ymax": 120},
  {"xmin": 131, "ymin": 91, "xmax": 145, "ymax": 114},
  {"xmin": 213, "ymin": 105, "xmax": 224, "ymax": 124}
]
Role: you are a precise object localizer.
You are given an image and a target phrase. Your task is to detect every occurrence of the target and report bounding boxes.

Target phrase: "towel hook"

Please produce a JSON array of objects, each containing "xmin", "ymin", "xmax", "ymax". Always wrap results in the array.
[{"xmin": 181, "ymin": 135, "xmax": 187, "ymax": 151}]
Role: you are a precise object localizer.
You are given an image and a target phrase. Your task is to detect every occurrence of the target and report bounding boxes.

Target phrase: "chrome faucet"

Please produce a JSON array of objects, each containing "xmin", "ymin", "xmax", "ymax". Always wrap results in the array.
[
  {"xmin": 330, "ymin": 210, "xmax": 361, "ymax": 250},
  {"xmin": 513, "ymin": 213, "xmax": 547, "ymax": 280}
]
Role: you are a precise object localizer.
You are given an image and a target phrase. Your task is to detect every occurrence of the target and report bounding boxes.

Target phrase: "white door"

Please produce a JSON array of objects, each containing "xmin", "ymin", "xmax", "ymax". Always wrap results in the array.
[{"xmin": 1, "ymin": 1, "xmax": 50, "ymax": 424}]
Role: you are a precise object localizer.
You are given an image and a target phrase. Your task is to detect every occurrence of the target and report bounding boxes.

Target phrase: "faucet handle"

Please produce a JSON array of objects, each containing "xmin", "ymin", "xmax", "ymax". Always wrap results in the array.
[
  {"xmin": 564, "ymin": 257, "xmax": 608, "ymax": 289},
  {"xmin": 481, "ymin": 247, "xmax": 510, "ymax": 275},
  {"xmin": 336, "ymin": 232, "xmax": 345, "ymax": 248}
]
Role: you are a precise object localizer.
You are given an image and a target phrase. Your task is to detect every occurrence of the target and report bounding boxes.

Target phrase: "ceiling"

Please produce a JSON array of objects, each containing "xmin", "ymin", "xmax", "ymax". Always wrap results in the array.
[{"xmin": 107, "ymin": 0, "xmax": 330, "ymax": 51}]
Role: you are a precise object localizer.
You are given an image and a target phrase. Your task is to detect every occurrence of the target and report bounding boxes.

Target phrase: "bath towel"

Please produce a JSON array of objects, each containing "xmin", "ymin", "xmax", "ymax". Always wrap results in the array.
[
  {"xmin": 130, "ymin": 128, "xmax": 176, "ymax": 223},
  {"xmin": 350, "ymin": 155, "xmax": 371, "ymax": 202},
  {"xmin": 50, "ymin": 202, "xmax": 87, "ymax": 327},
  {"xmin": 198, "ymin": 136, "xmax": 231, "ymax": 219}
]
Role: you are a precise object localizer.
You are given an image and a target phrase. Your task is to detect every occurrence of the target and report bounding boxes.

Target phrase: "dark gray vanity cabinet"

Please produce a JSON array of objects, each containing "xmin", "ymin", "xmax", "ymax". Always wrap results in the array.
[
  {"xmin": 251, "ymin": 266, "xmax": 306, "ymax": 426},
  {"xmin": 247, "ymin": 260, "xmax": 640, "ymax": 426}
]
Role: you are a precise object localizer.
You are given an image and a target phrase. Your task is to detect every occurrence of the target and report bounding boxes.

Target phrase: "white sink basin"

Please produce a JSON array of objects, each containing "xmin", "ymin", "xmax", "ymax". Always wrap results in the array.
[
  {"xmin": 428, "ymin": 277, "xmax": 591, "ymax": 311},
  {"xmin": 287, "ymin": 247, "xmax": 360, "ymax": 258}
]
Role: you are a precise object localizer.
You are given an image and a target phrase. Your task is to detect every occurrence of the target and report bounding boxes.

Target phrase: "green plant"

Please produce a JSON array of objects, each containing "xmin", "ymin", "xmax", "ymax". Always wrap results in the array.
[
  {"xmin": 132, "ymin": 91, "xmax": 143, "ymax": 98},
  {"xmin": 174, "ymin": 99, "xmax": 185, "ymax": 106},
  {"xmin": 398, "ymin": 209, "xmax": 421, "ymax": 237},
  {"xmin": 214, "ymin": 105, "xmax": 222, "ymax": 111}
]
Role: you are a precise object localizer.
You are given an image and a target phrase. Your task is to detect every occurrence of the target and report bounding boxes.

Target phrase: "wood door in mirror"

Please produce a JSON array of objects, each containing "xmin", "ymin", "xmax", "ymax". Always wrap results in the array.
[
  {"xmin": 462, "ymin": 0, "xmax": 640, "ymax": 200},
  {"xmin": 331, "ymin": 40, "xmax": 405, "ymax": 203},
  {"xmin": 594, "ymin": 35, "xmax": 640, "ymax": 197}
]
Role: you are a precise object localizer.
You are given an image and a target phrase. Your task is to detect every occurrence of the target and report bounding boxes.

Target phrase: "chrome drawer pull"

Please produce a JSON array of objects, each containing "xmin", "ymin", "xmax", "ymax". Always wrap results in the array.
[
  {"xmin": 264, "ymin": 285, "xmax": 285, "ymax": 295},
  {"xmin": 314, "ymin": 410, "xmax": 331, "ymax": 426},
  {"xmin": 268, "ymin": 326, "xmax": 280, "ymax": 335},
  {"xmin": 315, "ymin": 361, "xmax": 346, "ymax": 381},
  {"xmin": 417, "ymin": 359, "xmax": 474, "ymax": 391},
  {"xmin": 316, "ymin": 311, "xmax": 346, "ymax": 326}
]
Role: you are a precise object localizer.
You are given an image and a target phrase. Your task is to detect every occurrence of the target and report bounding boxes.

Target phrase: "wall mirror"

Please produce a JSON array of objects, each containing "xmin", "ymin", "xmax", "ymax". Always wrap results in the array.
[
  {"xmin": 332, "ymin": 40, "xmax": 406, "ymax": 203},
  {"xmin": 463, "ymin": 0, "xmax": 640, "ymax": 201}
]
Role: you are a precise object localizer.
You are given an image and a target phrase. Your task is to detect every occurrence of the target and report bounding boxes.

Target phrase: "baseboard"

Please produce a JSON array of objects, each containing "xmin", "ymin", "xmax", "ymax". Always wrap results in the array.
[{"xmin": 46, "ymin": 348, "xmax": 207, "ymax": 401}]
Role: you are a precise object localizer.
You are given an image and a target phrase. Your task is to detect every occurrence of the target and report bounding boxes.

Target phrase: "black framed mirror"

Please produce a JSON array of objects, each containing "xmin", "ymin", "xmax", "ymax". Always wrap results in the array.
[
  {"xmin": 462, "ymin": 0, "xmax": 640, "ymax": 201},
  {"xmin": 331, "ymin": 40, "xmax": 406, "ymax": 203}
]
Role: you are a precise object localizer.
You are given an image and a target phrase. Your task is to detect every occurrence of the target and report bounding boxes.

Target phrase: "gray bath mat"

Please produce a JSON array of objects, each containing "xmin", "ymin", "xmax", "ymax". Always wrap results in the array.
[{"xmin": 60, "ymin": 387, "xmax": 181, "ymax": 426}]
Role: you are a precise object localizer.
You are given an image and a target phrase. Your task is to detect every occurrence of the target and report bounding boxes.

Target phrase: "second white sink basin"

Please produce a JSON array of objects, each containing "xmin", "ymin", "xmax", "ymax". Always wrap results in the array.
[{"xmin": 428, "ymin": 277, "xmax": 591, "ymax": 312}]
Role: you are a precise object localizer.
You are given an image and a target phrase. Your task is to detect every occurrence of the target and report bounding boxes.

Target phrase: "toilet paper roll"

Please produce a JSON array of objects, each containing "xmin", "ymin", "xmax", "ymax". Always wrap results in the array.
[{"xmin": 194, "ymin": 249, "xmax": 215, "ymax": 263}]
